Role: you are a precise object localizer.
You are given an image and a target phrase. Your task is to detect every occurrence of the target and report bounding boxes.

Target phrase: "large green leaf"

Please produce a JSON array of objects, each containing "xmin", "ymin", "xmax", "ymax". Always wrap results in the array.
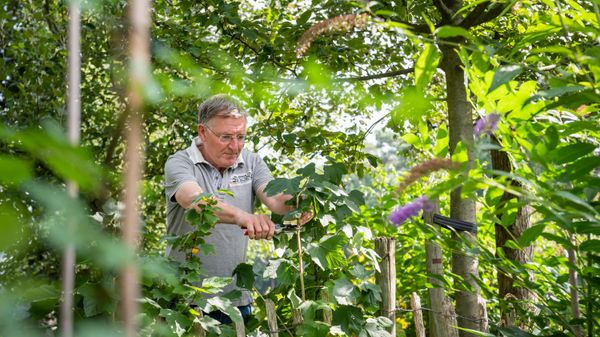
[
  {"xmin": 329, "ymin": 277, "xmax": 358, "ymax": 305},
  {"xmin": 0, "ymin": 155, "xmax": 32, "ymax": 185},
  {"xmin": 307, "ymin": 235, "xmax": 346, "ymax": 270},
  {"xmin": 488, "ymin": 65, "xmax": 523, "ymax": 94},
  {"xmin": 232, "ymin": 263, "xmax": 254, "ymax": 290},
  {"xmin": 264, "ymin": 176, "xmax": 302, "ymax": 196},
  {"xmin": 550, "ymin": 142, "xmax": 596, "ymax": 164},
  {"xmin": 518, "ymin": 224, "xmax": 546, "ymax": 247},
  {"xmin": 580, "ymin": 239, "xmax": 600, "ymax": 252},
  {"xmin": 414, "ymin": 43, "xmax": 441, "ymax": 92}
]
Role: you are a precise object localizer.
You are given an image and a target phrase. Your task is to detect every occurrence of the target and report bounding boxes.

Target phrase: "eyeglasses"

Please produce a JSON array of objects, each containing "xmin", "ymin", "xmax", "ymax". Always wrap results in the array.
[{"xmin": 203, "ymin": 124, "xmax": 246, "ymax": 144}]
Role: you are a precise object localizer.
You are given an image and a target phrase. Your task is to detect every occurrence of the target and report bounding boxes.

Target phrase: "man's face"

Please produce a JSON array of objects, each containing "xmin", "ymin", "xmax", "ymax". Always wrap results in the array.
[{"xmin": 198, "ymin": 115, "xmax": 247, "ymax": 171}]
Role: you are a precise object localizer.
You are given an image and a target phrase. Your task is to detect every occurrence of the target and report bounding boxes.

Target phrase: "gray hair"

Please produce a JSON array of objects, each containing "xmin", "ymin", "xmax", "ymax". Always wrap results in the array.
[{"xmin": 197, "ymin": 94, "xmax": 247, "ymax": 125}]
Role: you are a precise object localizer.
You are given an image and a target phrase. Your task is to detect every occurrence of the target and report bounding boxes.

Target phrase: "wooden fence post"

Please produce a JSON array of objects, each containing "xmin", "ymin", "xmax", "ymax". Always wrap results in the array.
[
  {"xmin": 265, "ymin": 299, "xmax": 279, "ymax": 337},
  {"xmin": 424, "ymin": 201, "xmax": 459, "ymax": 337},
  {"xmin": 411, "ymin": 292, "xmax": 425, "ymax": 337},
  {"xmin": 375, "ymin": 237, "xmax": 396, "ymax": 336}
]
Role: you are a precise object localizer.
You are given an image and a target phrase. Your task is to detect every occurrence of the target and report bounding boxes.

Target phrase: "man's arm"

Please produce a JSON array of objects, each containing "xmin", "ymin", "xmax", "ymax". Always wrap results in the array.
[{"xmin": 175, "ymin": 181, "xmax": 275, "ymax": 239}]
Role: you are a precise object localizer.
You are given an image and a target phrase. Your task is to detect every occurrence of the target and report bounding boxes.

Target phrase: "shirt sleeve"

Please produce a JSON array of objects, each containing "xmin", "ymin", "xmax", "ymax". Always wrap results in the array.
[
  {"xmin": 252, "ymin": 154, "xmax": 274, "ymax": 193},
  {"xmin": 164, "ymin": 153, "xmax": 197, "ymax": 203}
]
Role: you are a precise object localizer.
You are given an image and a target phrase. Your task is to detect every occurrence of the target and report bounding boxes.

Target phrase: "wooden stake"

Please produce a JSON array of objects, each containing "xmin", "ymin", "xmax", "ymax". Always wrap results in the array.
[
  {"xmin": 265, "ymin": 299, "xmax": 279, "ymax": 337},
  {"xmin": 121, "ymin": 0, "xmax": 150, "ymax": 336},
  {"xmin": 375, "ymin": 237, "xmax": 396, "ymax": 336},
  {"xmin": 424, "ymin": 201, "xmax": 459, "ymax": 337},
  {"xmin": 411, "ymin": 292, "xmax": 425, "ymax": 337}
]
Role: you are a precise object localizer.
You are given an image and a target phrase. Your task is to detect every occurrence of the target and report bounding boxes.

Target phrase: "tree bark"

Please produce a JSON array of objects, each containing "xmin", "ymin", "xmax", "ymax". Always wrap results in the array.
[
  {"xmin": 441, "ymin": 41, "xmax": 487, "ymax": 336},
  {"xmin": 491, "ymin": 145, "xmax": 534, "ymax": 328}
]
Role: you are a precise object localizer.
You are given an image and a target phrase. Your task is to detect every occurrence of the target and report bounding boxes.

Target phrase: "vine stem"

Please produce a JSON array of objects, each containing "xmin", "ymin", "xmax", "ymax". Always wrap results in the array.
[{"xmin": 294, "ymin": 190, "xmax": 306, "ymax": 301}]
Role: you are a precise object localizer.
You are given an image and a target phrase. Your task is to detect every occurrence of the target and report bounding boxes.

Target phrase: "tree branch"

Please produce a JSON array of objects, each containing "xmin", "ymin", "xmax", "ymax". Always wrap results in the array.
[
  {"xmin": 44, "ymin": 0, "xmax": 61, "ymax": 36},
  {"xmin": 334, "ymin": 67, "xmax": 414, "ymax": 81},
  {"xmin": 462, "ymin": 3, "xmax": 510, "ymax": 28},
  {"xmin": 375, "ymin": 15, "xmax": 431, "ymax": 34},
  {"xmin": 459, "ymin": 1, "xmax": 491, "ymax": 28},
  {"xmin": 217, "ymin": 21, "xmax": 299, "ymax": 77},
  {"xmin": 433, "ymin": 0, "xmax": 455, "ymax": 24}
]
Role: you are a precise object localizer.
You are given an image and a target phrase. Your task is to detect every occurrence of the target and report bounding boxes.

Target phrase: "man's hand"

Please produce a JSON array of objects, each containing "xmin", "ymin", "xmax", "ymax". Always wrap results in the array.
[{"xmin": 236, "ymin": 213, "xmax": 276, "ymax": 240}]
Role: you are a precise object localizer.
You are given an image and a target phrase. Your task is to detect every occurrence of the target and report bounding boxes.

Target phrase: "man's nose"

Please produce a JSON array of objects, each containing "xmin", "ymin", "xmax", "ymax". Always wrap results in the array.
[{"xmin": 228, "ymin": 138, "xmax": 242, "ymax": 148}]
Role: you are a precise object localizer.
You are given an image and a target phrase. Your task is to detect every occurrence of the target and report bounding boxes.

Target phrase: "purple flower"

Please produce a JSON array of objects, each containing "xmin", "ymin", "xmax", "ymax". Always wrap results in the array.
[
  {"xmin": 389, "ymin": 196, "xmax": 434, "ymax": 226},
  {"xmin": 474, "ymin": 113, "xmax": 500, "ymax": 136}
]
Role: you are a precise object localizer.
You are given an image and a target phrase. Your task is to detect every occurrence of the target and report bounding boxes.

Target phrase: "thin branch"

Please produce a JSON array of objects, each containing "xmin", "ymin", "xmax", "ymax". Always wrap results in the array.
[
  {"xmin": 375, "ymin": 15, "xmax": 431, "ymax": 34},
  {"xmin": 334, "ymin": 67, "xmax": 414, "ymax": 81}
]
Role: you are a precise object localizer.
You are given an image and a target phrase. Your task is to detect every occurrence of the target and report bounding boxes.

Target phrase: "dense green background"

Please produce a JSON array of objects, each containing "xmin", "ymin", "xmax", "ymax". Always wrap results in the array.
[{"xmin": 1, "ymin": 0, "xmax": 598, "ymax": 336}]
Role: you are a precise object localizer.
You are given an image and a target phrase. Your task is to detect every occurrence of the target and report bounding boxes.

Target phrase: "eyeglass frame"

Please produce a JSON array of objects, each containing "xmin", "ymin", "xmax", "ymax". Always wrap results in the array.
[{"xmin": 202, "ymin": 124, "xmax": 247, "ymax": 144}]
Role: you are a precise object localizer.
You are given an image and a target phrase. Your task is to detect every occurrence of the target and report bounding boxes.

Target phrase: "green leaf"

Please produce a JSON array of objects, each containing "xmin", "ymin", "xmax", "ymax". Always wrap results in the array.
[
  {"xmin": 324, "ymin": 162, "xmax": 347, "ymax": 184},
  {"xmin": 550, "ymin": 142, "xmax": 596, "ymax": 164},
  {"xmin": 553, "ymin": 191, "xmax": 598, "ymax": 214},
  {"xmin": 264, "ymin": 176, "xmax": 302, "ymax": 196},
  {"xmin": 330, "ymin": 277, "xmax": 358, "ymax": 305},
  {"xmin": 288, "ymin": 288, "xmax": 302, "ymax": 308},
  {"xmin": 297, "ymin": 321, "xmax": 330, "ymax": 337},
  {"xmin": 332, "ymin": 305, "xmax": 363, "ymax": 332},
  {"xmin": 232, "ymin": 263, "xmax": 254, "ymax": 290},
  {"xmin": 206, "ymin": 297, "xmax": 243, "ymax": 325},
  {"xmin": 580, "ymin": 239, "xmax": 600, "ymax": 252},
  {"xmin": 518, "ymin": 224, "xmax": 545, "ymax": 247},
  {"xmin": 391, "ymin": 87, "xmax": 433, "ymax": 124},
  {"xmin": 488, "ymin": 65, "xmax": 523, "ymax": 94},
  {"xmin": 414, "ymin": 43, "xmax": 441, "ymax": 92},
  {"xmin": 401, "ymin": 133, "xmax": 420, "ymax": 146},
  {"xmin": 297, "ymin": 162, "xmax": 316, "ymax": 177},
  {"xmin": 307, "ymin": 235, "xmax": 346, "ymax": 270},
  {"xmin": 525, "ymin": 85, "xmax": 587, "ymax": 105},
  {"xmin": 0, "ymin": 204, "xmax": 22, "ymax": 249},
  {"xmin": 200, "ymin": 276, "xmax": 232, "ymax": 294},
  {"xmin": 0, "ymin": 155, "xmax": 32, "ymax": 185},
  {"xmin": 435, "ymin": 25, "xmax": 473, "ymax": 39}
]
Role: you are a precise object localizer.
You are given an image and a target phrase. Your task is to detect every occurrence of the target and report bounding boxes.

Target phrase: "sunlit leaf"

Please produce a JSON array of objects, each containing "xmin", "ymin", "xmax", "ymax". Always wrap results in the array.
[
  {"xmin": 414, "ymin": 43, "xmax": 440, "ymax": 92},
  {"xmin": 488, "ymin": 65, "xmax": 523, "ymax": 94}
]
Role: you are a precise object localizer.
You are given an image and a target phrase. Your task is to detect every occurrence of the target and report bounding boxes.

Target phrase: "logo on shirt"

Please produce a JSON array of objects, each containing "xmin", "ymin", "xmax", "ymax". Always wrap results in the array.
[{"xmin": 230, "ymin": 170, "xmax": 252, "ymax": 186}]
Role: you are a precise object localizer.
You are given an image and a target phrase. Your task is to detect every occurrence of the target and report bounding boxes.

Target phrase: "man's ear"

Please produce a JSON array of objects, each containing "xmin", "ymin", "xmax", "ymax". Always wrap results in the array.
[{"xmin": 197, "ymin": 124, "xmax": 205, "ymax": 141}]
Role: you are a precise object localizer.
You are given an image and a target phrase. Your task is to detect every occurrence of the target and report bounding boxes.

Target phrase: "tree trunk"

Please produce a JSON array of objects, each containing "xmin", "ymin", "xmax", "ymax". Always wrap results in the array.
[
  {"xmin": 441, "ymin": 41, "xmax": 487, "ymax": 336},
  {"xmin": 491, "ymin": 145, "xmax": 534, "ymax": 328}
]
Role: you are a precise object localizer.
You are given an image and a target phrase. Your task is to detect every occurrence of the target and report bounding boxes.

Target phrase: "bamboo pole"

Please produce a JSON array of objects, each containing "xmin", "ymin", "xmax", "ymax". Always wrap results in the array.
[
  {"xmin": 120, "ymin": 0, "xmax": 150, "ymax": 336},
  {"xmin": 61, "ymin": 1, "xmax": 81, "ymax": 337},
  {"xmin": 375, "ymin": 237, "xmax": 396, "ymax": 336}
]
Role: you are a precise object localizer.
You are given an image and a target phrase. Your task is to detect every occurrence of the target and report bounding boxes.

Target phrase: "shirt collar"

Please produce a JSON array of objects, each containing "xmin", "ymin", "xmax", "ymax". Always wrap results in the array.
[{"xmin": 186, "ymin": 137, "xmax": 245, "ymax": 168}]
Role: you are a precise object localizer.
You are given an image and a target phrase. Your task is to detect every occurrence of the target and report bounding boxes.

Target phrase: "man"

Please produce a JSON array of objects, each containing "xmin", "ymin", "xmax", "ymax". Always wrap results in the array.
[{"xmin": 163, "ymin": 94, "xmax": 305, "ymax": 323}]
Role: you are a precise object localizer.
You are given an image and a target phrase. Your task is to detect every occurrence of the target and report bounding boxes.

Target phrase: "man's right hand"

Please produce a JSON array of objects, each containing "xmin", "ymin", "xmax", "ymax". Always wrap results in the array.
[{"xmin": 236, "ymin": 213, "xmax": 276, "ymax": 240}]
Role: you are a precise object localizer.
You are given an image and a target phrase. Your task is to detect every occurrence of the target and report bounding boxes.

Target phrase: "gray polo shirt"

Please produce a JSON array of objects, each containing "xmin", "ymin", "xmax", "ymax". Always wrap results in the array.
[{"xmin": 164, "ymin": 137, "xmax": 273, "ymax": 306}]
